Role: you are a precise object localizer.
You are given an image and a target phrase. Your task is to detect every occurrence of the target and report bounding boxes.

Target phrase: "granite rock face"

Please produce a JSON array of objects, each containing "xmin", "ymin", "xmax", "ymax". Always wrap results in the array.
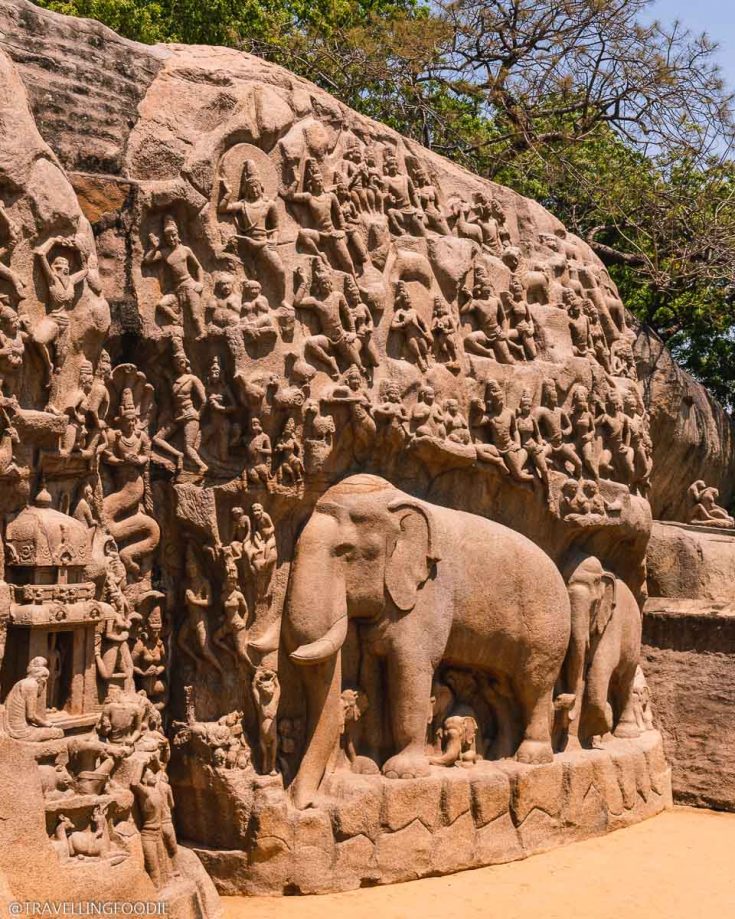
[{"xmin": 0, "ymin": 0, "xmax": 714, "ymax": 901}]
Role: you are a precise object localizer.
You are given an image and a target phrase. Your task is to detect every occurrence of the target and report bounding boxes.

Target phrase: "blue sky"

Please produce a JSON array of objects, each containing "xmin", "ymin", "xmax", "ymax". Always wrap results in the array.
[{"xmin": 648, "ymin": 0, "xmax": 735, "ymax": 90}]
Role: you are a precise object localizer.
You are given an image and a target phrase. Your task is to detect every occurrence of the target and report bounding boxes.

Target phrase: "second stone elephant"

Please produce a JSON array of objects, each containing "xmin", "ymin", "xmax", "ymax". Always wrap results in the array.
[
  {"xmin": 284, "ymin": 474, "xmax": 571, "ymax": 808},
  {"xmin": 564, "ymin": 555, "xmax": 642, "ymax": 745}
]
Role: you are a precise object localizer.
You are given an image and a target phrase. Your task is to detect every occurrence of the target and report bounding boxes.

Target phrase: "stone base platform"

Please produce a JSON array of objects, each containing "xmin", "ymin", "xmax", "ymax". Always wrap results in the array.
[{"xmin": 187, "ymin": 731, "xmax": 671, "ymax": 896}]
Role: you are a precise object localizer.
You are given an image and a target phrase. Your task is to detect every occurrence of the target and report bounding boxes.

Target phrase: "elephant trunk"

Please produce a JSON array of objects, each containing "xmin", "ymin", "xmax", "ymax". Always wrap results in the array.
[
  {"xmin": 290, "ymin": 654, "xmax": 342, "ymax": 809},
  {"xmin": 285, "ymin": 521, "xmax": 348, "ymax": 808},
  {"xmin": 429, "ymin": 730, "xmax": 461, "ymax": 766}
]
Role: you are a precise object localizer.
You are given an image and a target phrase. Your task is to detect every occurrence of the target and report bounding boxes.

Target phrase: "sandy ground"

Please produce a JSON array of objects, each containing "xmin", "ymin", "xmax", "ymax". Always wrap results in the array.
[{"xmin": 223, "ymin": 806, "xmax": 735, "ymax": 919}]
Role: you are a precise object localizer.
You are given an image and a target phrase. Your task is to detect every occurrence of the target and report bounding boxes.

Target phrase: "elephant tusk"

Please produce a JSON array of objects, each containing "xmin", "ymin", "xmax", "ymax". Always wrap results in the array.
[{"xmin": 290, "ymin": 615, "xmax": 348, "ymax": 665}]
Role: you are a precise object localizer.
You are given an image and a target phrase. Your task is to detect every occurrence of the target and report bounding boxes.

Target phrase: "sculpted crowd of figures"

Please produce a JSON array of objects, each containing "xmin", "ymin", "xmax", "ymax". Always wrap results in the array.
[{"xmin": 0, "ymin": 101, "xmax": 672, "ymax": 888}]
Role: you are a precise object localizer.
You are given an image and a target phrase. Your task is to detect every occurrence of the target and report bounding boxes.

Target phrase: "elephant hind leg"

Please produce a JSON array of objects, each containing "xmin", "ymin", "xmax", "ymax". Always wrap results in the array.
[
  {"xmin": 612, "ymin": 664, "xmax": 640, "ymax": 739},
  {"xmin": 514, "ymin": 678, "xmax": 554, "ymax": 765}
]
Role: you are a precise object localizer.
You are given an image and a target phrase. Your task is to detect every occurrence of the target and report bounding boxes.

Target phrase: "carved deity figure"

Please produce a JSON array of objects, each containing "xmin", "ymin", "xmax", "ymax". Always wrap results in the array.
[
  {"xmin": 102, "ymin": 385, "xmax": 159, "ymax": 579},
  {"xmin": 333, "ymin": 172, "xmax": 370, "ymax": 270},
  {"xmin": 325, "ymin": 365, "xmax": 376, "ymax": 461},
  {"xmin": 96, "ymin": 541, "xmax": 141, "ymax": 692},
  {"xmin": 294, "ymin": 260, "xmax": 363, "ymax": 378},
  {"xmin": 62, "ymin": 359, "xmax": 108, "ymax": 457},
  {"xmin": 623, "ymin": 390, "xmax": 652, "ymax": 496},
  {"xmin": 472, "ymin": 380, "xmax": 533, "ymax": 481},
  {"xmin": 219, "ymin": 159, "xmax": 290, "ymax": 310},
  {"xmin": 213, "ymin": 551, "xmax": 251, "ymax": 669},
  {"xmin": 252, "ymin": 666, "xmax": 280, "ymax": 776},
  {"xmin": 143, "ymin": 216, "xmax": 206, "ymax": 340},
  {"xmin": 566, "ymin": 292, "xmax": 592, "ymax": 358},
  {"xmin": 285, "ymin": 158, "xmax": 355, "ymax": 274},
  {"xmin": 687, "ymin": 480, "xmax": 735, "ymax": 528},
  {"xmin": 2, "ymin": 657, "xmax": 64, "ymax": 741},
  {"xmin": 459, "ymin": 272, "xmax": 515, "ymax": 363},
  {"xmin": 152, "ymin": 350, "xmax": 208, "ymax": 477},
  {"xmin": 96, "ymin": 685, "xmax": 144, "ymax": 747},
  {"xmin": 583, "ymin": 299, "xmax": 611, "ymax": 371},
  {"xmin": 383, "ymin": 149, "xmax": 425, "ymax": 236},
  {"xmin": 533, "ymin": 380, "xmax": 583, "ymax": 477},
  {"xmin": 390, "ymin": 281, "xmax": 432, "ymax": 372},
  {"xmin": 373, "ymin": 380, "xmax": 409, "ymax": 458},
  {"xmin": 206, "ymin": 272, "xmax": 241, "ymax": 330}
]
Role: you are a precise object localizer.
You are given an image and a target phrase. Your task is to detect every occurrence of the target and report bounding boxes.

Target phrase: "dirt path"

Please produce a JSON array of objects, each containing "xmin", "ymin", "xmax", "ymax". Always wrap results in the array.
[{"xmin": 223, "ymin": 807, "xmax": 735, "ymax": 919}]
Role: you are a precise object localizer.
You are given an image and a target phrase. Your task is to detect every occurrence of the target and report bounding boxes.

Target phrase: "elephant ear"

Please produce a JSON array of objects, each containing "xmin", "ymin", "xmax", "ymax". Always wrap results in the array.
[
  {"xmin": 385, "ymin": 499, "xmax": 440, "ymax": 612},
  {"xmin": 594, "ymin": 573, "xmax": 617, "ymax": 636}
]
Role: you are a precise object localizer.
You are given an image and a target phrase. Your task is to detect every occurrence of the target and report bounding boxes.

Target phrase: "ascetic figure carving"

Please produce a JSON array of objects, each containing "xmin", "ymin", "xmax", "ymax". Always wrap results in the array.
[
  {"xmin": 2, "ymin": 657, "xmax": 64, "ymax": 741},
  {"xmin": 284, "ymin": 474, "xmax": 571, "ymax": 807}
]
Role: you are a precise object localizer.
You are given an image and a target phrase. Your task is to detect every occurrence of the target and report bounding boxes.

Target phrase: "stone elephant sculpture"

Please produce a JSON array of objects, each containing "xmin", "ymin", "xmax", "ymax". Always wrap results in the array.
[
  {"xmin": 284, "ymin": 474, "xmax": 571, "ymax": 808},
  {"xmin": 430, "ymin": 710, "xmax": 481, "ymax": 767},
  {"xmin": 564, "ymin": 555, "xmax": 642, "ymax": 745}
]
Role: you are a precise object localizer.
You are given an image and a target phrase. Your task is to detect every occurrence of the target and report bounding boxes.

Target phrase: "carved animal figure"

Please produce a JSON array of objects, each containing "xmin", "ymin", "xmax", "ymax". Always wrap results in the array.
[
  {"xmin": 284, "ymin": 474, "xmax": 571, "ymax": 807},
  {"xmin": 564, "ymin": 555, "xmax": 642, "ymax": 746}
]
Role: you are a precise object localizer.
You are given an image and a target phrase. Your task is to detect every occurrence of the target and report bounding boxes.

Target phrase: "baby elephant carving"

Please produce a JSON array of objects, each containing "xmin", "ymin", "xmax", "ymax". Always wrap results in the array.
[{"xmin": 430, "ymin": 711, "xmax": 481, "ymax": 767}]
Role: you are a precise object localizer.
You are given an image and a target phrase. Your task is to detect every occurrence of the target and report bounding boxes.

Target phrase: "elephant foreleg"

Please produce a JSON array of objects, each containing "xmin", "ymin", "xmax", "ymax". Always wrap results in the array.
[
  {"xmin": 382, "ymin": 652, "xmax": 433, "ymax": 779},
  {"xmin": 612, "ymin": 663, "xmax": 640, "ymax": 739},
  {"xmin": 581, "ymin": 659, "xmax": 614, "ymax": 741},
  {"xmin": 514, "ymin": 677, "xmax": 555, "ymax": 764}
]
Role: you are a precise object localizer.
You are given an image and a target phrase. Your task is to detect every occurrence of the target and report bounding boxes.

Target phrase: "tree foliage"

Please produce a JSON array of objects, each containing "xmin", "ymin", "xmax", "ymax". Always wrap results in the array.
[{"xmin": 32, "ymin": 0, "xmax": 735, "ymax": 404}]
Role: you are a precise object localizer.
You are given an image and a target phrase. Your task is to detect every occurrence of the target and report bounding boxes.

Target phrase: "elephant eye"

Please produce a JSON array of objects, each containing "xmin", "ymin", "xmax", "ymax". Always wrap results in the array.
[{"xmin": 333, "ymin": 542, "xmax": 355, "ymax": 558}]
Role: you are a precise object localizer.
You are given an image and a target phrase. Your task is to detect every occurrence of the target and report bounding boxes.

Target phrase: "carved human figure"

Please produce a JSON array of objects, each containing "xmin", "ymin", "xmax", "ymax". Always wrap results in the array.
[
  {"xmin": 132, "ymin": 765, "xmax": 176, "ymax": 888},
  {"xmin": 687, "ymin": 480, "xmax": 735, "ymax": 528},
  {"xmin": 624, "ymin": 390, "xmax": 652, "ymax": 496},
  {"xmin": 33, "ymin": 236, "xmax": 89, "ymax": 390},
  {"xmin": 373, "ymin": 380, "xmax": 409, "ymax": 458},
  {"xmin": 252, "ymin": 666, "xmax": 280, "ymax": 776},
  {"xmin": 382, "ymin": 149, "xmax": 425, "ymax": 236},
  {"xmin": 341, "ymin": 276, "xmax": 379, "ymax": 382},
  {"xmin": 250, "ymin": 502, "xmax": 277, "ymax": 611},
  {"xmin": 390, "ymin": 282, "xmax": 432, "ymax": 372},
  {"xmin": 274, "ymin": 416, "xmax": 305, "ymax": 485},
  {"xmin": 472, "ymin": 380, "xmax": 533, "ymax": 481},
  {"xmin": 459, "ymin": 273, "xmax": 515, "ymax": 363},
  {"xmin": 96, "ymin": 541, "xmax": 140, "ymax": 693},
  {"xmin": 304, "ymin": 399, "xmax": 335, "ymax": 470},
  {"xmin": 611, "ymin": 337, "xmax": 637, "ymax": 379},
  {"xmin": 502, "ymin": 277, "xmax": 537, "ymax": 359},
  {"xmin": 219, "ymin": 159, "xmax": 290, "ymax": 310},
  {"xmin": 339, "ymin": 689, "xmax": 378, "ymax": 773},
  {"xmin": 410, "ymin": 385, "xmax": 446, "ymax": 440},
  {"xmin": 178, "ymin": 545, "xmax": 223, "ymax": 675},
  {"xmin": 132, "ymin": 599, "xmax": 167, "ymax": 710},
  {"xmin": 632, "ymin": 665, "xmax": 655, "ymax": 731},
  {"xmin": 431, "ymin": 297, "xmax": 460, "ymax": 370},
  {"xmin": 2, "ymin": 657, "xmax": 64, "ymax": 741},
  {"xmin": 294, "ymin": 261, "xmax": 363, "ymax": 378},
  {"xmin": 411, "ymin": 163, "xmax": 450, "ymax": 234},
  {"xmin": 246, "ymin": 416, "xmax": 272, "ymax": 486},
  {"xmin": 0, "ymin": 302, "xmax": 28, "ymax": 397},
  {"xmin": 566, "ymin": 292, "xmax": 592, "ymax": 358},
  {"xmin": 143, "ymin": 217, "xmax": 206, "ymax": 340},
  {"xmin": 62, "ymin": 360, "xmax": 104, "ymax": 456},
  {"xmin": 0, "ymin": 200, "xmax": 25, "ymax": 298},
  {"xmin": 570, "ymin": 385, "xmax": 599, "ymax": 481},
  {"xmin": 213, "ymin": 551, "xmax": 251, "ymax": 669},
  {"xmin": 598, "ymin": 389, "xmax": 635, "ymax": 484},
  {"xmin": 342, "ymin": 139, "xmax": 372, "ymax": 212},
  {"xmin": 583, "ymin": 299, "xmax": 611, "ymax": 371},
  {"xmin": 443, "ymin": 398, "xmax": 471, "ymax": 445},
  {"xmin": 96, "ymin": 685, "xmax": 144, "ymax": 746},
  {"xmin": 203, "ymin": 356, "xmax": 239, "ymax": 464},
  {"xmin": 241, "ymin": 279, "xmax": 277, "ymax": 345},
  {"xmin": 206, "ymin": 272, "xmax": 241, "ymax": 330},
  {"xmin": 515, "ymin": 389, "xmax": 550, "ymax": 494},
  {"xmin": 533, "ymin": 380, "xmax": 583, "ymax": 477},
  {"xmin": 326, "ymin": 365, "xmax": 376, "ymax": 461},
  {"xmin": 153, "ymin": 351, "xmax": 208, "ymax": 476},
  {"xmin": 333, "ymin": 172, "xmax": 370, "ymax": 269},
  {"xmin": 284, "ymin": 158, "xmax": 355, "ymax": 274}
]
